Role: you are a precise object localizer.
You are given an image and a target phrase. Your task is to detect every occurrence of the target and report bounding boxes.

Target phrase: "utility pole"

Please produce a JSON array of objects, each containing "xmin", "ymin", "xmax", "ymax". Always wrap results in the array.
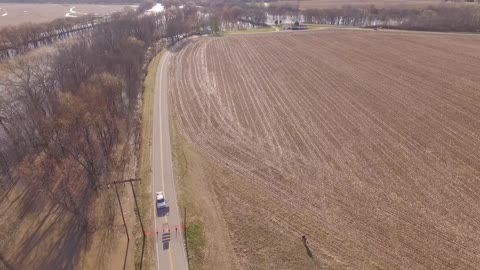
[
  {"xmin": 113, "ymin": 178, "xmax": 141, "ymax": 270},
  {"xmin": 184, "ymin": 207, "xmax": 189, "ymax": 268}
]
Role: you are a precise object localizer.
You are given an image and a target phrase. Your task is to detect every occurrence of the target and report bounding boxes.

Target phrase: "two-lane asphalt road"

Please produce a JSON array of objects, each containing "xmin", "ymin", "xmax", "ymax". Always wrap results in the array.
[{"xmin": 152, "ymin": 48, "xmax": 189, "ymax": 270}]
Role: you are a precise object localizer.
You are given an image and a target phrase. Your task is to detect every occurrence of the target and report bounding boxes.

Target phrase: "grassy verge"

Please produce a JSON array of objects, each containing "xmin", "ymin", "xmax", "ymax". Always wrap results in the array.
[
  {"xmin": 304, "ymin": 23, "xmax": 330, "ymax": 30},
  {"xmin": 169, "ymin": 113, "xmax": 207, "ymax": 269},
  {"xmin": 186, "ymin": 222, "xmax": 205, "ymax": 266},
  {"xmin": 134, "ymin": 48, "xmax": 166, "ymax": 270},
  {"xmin": 223, "ymin": 26, "xmax": 275, "ymax": 35}
]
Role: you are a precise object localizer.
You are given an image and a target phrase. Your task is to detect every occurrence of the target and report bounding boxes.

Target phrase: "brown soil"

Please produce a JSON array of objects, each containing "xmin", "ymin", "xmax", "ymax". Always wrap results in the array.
[
  {"xmin": 0, "ymin": 129, "xmax": 137, "ymax": 270},
  {"xmin": 170, "ymin": 29, "xmax": 480, "ymax": 269},
  {"xmin": 171, "ymin": 114, "xmax": 240, "ymax": 270}
]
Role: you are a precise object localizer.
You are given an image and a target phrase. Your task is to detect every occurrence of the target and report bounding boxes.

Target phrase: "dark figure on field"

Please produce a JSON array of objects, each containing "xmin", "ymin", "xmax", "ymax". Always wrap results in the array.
[{"xmin": 302, "ymin": 235, "xmax": 313, "ymax": 257}]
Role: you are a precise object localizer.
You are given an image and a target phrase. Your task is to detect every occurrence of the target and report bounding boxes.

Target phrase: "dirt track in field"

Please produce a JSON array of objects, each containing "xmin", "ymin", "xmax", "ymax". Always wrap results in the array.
[{"xmin": 170, "ymin": 30, "xmax": 480, "ymax": 269}]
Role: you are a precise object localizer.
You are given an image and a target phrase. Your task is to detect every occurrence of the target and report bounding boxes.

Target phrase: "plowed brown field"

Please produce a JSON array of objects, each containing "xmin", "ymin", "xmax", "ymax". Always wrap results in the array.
[{"xmin": 171, "ymin": 30, "xmax": 480, "ymax": 269}]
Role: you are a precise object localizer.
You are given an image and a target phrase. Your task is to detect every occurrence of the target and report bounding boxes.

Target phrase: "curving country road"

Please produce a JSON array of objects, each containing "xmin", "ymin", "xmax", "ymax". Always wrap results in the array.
[{"xmin": 152, "ymin": 47, "xmax": 189, "ymax": 270}]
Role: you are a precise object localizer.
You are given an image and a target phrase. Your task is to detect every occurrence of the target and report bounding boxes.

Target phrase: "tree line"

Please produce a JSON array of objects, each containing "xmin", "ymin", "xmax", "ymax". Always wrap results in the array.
[
  {"xmin": 0, "ymin": 9, "xmax": 165, "ymax": 229},
  {"xmin": 0, "ymin": 16, "xmax": 110, "ymax": 58},
  {"xmin": 398, "ymin": 5, "xmax": 480, "ymax": 32},
  {"xmin": 299, "ymin": 4, "xmax": 480, "ymax": 32},
  {"xmin": 0, "ymin": 0, "xmax": 140, "ymax": 3},
  {"xmin": 2, "ymin": 0, "xmax": 477, "ymax": 225},
  {"xmin": 160, "ymin": 0, "xmax": 480, "ymax": 32},
  {"xmin": 0, "ymin": 0, "xmax": 216, "ymax": 54}
]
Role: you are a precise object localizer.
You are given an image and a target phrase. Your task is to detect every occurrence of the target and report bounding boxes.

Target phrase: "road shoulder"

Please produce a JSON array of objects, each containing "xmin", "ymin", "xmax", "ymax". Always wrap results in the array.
[
  {"xmin": 136, "ymin": 49, "xmax": 166, "ymax": 270},
  {"xmin": 169, "ymin": 109, "xmax": 241, "ymax": 270}
]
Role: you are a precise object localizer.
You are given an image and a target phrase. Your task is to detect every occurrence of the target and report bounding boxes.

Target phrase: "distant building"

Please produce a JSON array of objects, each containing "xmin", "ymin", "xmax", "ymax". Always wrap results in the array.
[{"xmin": 283, "ymin": 25, "xmax": 308, "ymax": 30}]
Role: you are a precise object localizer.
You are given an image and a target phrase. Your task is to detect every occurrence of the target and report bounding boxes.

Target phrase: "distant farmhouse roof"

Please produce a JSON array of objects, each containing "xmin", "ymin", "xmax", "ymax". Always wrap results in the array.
[{"xmin": 283, "ymin": 25, "xmax": 308, "ymax": 30}]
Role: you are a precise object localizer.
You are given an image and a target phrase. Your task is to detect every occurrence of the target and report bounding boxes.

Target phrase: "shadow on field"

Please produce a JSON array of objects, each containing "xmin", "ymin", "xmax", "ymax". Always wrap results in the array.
[
  {"xmin": 2, "ymin": 182, "xmax": 94, "ymax": 270},
  {"xmin": 0, "ymin": 252, "xmax": 14, "ymax": 270},
  {"xmin": 304, "ymin": 243, "xmax": 313, "ymax": 258},
  {"xmin": 90, "ymin": 189, "xmax": 116, "ymax": 270},
  {"xmin": 2, "ymin": 181, "xmax": 35, "ymax": 218},
  {"xmin": 9, "ymin": 206, "xmax": 88, "ymax": 270}
]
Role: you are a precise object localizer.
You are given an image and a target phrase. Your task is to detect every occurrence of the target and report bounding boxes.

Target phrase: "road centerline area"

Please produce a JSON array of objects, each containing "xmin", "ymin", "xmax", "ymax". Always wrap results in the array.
[{"xmin": 152, "ymin": 47, "xmax": 188, "ymax": 270}]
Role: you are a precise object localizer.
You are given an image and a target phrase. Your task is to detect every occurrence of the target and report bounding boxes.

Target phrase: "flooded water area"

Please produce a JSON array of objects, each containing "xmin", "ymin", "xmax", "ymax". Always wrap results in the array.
[{"xmin": 0, "ymin": 4, "xmax": 135, "ymax": 26}]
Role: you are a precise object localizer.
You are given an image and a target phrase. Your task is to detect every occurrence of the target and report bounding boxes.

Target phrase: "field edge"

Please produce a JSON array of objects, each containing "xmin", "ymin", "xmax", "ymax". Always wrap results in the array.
[
  {"xmin": 169, "ymin": 92, "xmax": 241, "ymax": 270},
  {"xmin": 135, "ymin": 48, "xmax": 166, "ymax": 270}
]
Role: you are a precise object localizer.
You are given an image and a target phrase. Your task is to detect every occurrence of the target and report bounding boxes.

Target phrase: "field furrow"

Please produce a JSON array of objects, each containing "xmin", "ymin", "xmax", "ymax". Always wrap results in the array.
[{"xmin": 171, "ymin": 30, "xmax": 480, "ymax": 269}]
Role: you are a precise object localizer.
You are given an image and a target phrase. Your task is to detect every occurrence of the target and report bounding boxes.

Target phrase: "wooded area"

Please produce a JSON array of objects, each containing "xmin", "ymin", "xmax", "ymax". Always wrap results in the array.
[
  {"xmin": 0, "ymin": 0, "xmax": 478, "ymax": 267},
  {"xmin": 171, "ymin": 0, "xmax": 480, "ymax": 32},
  {"xmin": 0, "ymin": 2, "xmax": 215, "ymax": 57},
  {"xmin": 0, "ymin": 3, "xmax": 217, "ymax": 267},
  {"xmin": 0, "ymin": 8, "xmax": 164, "ymax": 234},
  {"xmin": 0, "ymin": 0, "xmax": 140, "ymax": 3},
  {"xmin": 0, "ymin": 0, "xmax": 478, "ymax": 229},
  {"xmin": 299, "ymin": 5, "xmax": 480, "ymax": 31},
  {"xmin": 0, "ymin": 16, "xmax": 108, "ymax": 58}
]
